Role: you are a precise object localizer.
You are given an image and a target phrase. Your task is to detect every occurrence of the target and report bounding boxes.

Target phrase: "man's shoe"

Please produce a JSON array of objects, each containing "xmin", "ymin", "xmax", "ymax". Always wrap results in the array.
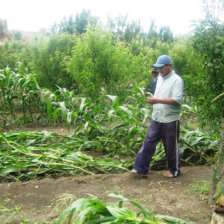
[
  {"xmin": 162, "ymin": 171, "xmax": 179, "ymax": 178},
  {"xmin": 130, "ymin": 169, "xmax": 138, "ymax": 174},
  {"xmin": 130, "ymin": 169, "xmax": 148, "ymax": 178}
]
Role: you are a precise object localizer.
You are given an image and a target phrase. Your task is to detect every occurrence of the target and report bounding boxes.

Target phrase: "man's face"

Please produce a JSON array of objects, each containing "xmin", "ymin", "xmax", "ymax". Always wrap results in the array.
[
  {"xmin": 158, "ymin": 65, "xmax": 172, "ymax": 76},
  {"xmin": 152, "ymin": 72, "xmax": 158, "ymax": 78}
]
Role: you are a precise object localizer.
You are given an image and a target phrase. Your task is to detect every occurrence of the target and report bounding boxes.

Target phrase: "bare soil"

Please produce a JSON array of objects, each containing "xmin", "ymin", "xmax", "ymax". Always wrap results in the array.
[{"xmin": 0, "ymin": 166, "xmax": 213, "ymax": 224}]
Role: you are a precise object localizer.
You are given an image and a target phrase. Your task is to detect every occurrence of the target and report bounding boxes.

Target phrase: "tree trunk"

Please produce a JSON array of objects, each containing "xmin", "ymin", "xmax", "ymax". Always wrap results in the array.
[{"xmin": 208, "ymin": 117, "xmax": 224, "ymax": 205}]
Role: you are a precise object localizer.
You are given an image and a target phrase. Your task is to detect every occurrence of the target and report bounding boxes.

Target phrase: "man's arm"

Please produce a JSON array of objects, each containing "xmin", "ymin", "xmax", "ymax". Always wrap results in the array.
[{"xmin": 147, "ymin": 97, "xmax": 179, "ymax": 104}]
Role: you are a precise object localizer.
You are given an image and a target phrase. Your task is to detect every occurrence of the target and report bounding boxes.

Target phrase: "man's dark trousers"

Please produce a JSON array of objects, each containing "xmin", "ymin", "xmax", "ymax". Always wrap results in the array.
[{"xmin": 134, "ymin": 120, "xmax": 180, "ymax": 176}]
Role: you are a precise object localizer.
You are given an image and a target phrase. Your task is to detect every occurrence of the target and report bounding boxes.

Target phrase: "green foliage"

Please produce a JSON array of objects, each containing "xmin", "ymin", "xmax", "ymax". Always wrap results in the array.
[
  {"xmin": 0, "ymin": 19, "xmax": 7, "ymax": 34},
  {"xmin": 0, "ymin": 40, "xmax": 30, "ymax": 69},
  {"xmin": 186, "ymin": 0, "xmax": 224, "ymax": 204},
  {"xmin": 0, "ymin": 66, "xmax": 40, "ymax": 124},
  {"xmin": 107, "ymin": 15, "xmax": 142, "ymax": 43},
  {"xmin": 1, "ymin": 8, "xmax": 223, "ymax": 211},
  {"xmin": 194, "ymin": 22, "xmax": 224, "ymax": 121},
  {"xmin": 107, "ymin": 15, "xmax": 174, "ymax": 45},
  {"xmin": 158, "ymin": 26, "xmax": 174, "ymax": 43},
  {"xmin": 13, "ymin": 30, "xmax": 22, "ymax": 40},
  {"xmin": 0, "ymin": 130, "xmax": 131, "ymax": 180},
  {"xmin": 57, "ymin": 195, "xmax": 195, "ymax": 224},
  {"xmin": 51, "ymin": 10, "xmax": 99, "ymax": 35},
  {"xmin": 184, "ymin": 4, "xmax": 224, "ymax": 128},
  {"xmin": 30, "ymin": 33, "xmax": 75, "ymax": 90},
  {"xmin": 0, "ymin": 69, "xmax": 220, "ymax": 180},
  {"xmin": 168, "ymin": 38, "xmax": 202, "ymax": 76},
  {"xmin": 215, "ymin": 185, "xmax": 224, "ymax": 203},
  {"xmin": 66, "ymin": 28, "xmax": 140, "ymax": 98},
  {"xmin": 0, "ymin": 15, "xmax": 190, "ymax": 99},
  {"xmin": 0, "ymin": 199, "xmax": 27, "ymax": 223},
  {"xmin": 190, "ymin": 180, "xmax": 210, "ymax": 198},
  {"xmin": 74, "ymin": 10, "xmax": 98, "ymax": 35},
  {"xmin": 179, "ymin": 127, "xmax": 218, "ymax": 165}
]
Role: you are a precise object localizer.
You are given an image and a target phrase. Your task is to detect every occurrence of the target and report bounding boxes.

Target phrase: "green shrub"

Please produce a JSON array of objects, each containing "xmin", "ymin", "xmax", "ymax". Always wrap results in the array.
[
  {"xmin": 30, "ymin": 33, "xmax": 75, "ymax": 90},
  {"xmin": 66, "ymin": 28, "xmax": 137, "ymax": 99}
]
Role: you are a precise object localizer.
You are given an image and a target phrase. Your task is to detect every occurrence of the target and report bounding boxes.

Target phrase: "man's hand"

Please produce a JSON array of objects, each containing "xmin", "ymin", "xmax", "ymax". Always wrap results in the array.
[{"xmin": 147, "ymin": 97, "xmax": 159, "ymax": 104}]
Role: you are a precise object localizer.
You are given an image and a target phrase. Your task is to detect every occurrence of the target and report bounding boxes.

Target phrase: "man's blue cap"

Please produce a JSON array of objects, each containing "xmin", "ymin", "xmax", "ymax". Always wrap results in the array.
[{"xmin": 153, "ymin": 55, "xmax": 173, "ymax": 68}]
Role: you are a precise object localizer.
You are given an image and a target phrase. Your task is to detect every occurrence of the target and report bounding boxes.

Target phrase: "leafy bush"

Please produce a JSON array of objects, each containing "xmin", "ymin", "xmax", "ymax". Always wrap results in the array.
[
  {"xmin": 0, "ymin": 40, "xmax": 30, "ymax": 69},
  {"xmin": 168, "ymin": 38, "xmax": 203, "ymax": 76},
  {"xmin": 30, "ymin": 33, "xmax": 75, "ymax": 90},
  {"xmin": 66, "ymin": 28, "xmax": 139, "ymax": 99}
]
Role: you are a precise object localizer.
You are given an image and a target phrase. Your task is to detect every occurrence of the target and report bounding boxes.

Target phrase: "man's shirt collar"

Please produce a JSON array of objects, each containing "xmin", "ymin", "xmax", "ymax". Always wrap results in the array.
[{"xmin": 161, "ymin": 70, "xmax": 175, "ymax": 79}]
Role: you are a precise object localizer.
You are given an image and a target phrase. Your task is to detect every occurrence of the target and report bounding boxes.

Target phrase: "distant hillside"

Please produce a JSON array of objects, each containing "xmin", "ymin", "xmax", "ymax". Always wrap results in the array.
[
  {"xmin": 0, "ymin": 30, "xmax": 41, "ymax": 43},
  {"xmin": 19, "ymin": 30, "xmax": 40, "ymax": 41},
  {"xmin": 0, "ymin": 19, "xmax": 41, "ymax": 42}
]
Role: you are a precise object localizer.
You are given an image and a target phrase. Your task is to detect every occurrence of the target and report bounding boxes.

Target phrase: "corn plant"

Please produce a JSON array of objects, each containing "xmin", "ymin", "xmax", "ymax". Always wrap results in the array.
[
  {"xmin": 0, "ymin": 131, "xmax": 131, "ymax": 180},
  {"xmin": 179, "ymin": 127, "xmax": 219, "ymax": 165},
  {"xmin": 0, "ymin": 67, "xmax": 220, "ymax": 181},
  {"xmin": 0, "ymin": 66, "xmax": 40, "ymax": 125},
  {"xmin": 57, "ymin": 194, "xmax": 195, "ymax": 224}
]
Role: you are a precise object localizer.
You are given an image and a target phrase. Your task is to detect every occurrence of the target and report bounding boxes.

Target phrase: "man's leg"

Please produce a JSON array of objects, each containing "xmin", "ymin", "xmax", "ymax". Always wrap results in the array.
[
  {"xmin": 134, "ymin": 121, "xmax": 161, "ymax": 174},
  {"xmin": 162, "ymin": 121, "xmax": 180, "ymax": 176}
]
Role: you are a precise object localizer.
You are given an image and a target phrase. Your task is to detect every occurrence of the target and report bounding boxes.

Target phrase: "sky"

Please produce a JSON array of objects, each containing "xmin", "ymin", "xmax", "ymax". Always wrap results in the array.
[{"xmin": 1, "ymin": 0, "xmax": 206, "ymax": 35}]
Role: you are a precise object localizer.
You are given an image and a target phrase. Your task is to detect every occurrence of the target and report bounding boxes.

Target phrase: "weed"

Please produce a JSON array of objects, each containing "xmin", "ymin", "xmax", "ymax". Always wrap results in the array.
[
  {"xmin": 188, "ymin": 180, "xmax": 210, "ymax": 201},
  {"xmin": 0, "ymin": 198, "xmax": 27, "ymax": 223}
]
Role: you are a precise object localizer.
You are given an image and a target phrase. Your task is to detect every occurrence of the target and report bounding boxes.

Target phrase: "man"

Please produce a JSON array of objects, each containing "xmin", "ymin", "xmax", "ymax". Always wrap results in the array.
[
  {"xmin": 132, "ymin": 55, "xmax": 184, "ymax": 178},
  {"xmin": 151, "ymin": 67, "xmax": 159, "ymax": 95}
]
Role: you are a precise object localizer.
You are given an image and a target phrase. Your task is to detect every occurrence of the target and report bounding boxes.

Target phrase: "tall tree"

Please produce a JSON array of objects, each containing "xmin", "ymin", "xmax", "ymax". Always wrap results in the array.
[
  {"xmin": 107, "ymin": 15, "xmax": 142, "ymax": 43},
  {"xmin": 158, "ymin": 26, "xmax": 173, "ymax": 43},
  {"xmin": 75, "ymin": 10, "xmax": 98, "ymax": 34},
  {"xmin": 188, "ymin": 0, "xmax": 224, "ymax": 204},
  {"xmin": 147, "ymin": 20, "xmax": 158, "ymax": 39},
  {"xmin": 51, "ymin": 10, "xmax": 98, "ymax": 35},
  {"xmin": 0, "ymin": 19, "xmax": 7, "ymax": 35}
]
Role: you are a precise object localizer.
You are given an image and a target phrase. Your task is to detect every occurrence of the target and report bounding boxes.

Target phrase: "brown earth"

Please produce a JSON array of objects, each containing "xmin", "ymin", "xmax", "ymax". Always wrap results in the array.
[{"xmin": 0, "ymin": 166, "xmax": 214, "ymax": 224}]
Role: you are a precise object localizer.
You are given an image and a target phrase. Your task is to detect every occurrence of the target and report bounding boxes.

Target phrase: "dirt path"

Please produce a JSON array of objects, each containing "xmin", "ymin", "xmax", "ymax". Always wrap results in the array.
[{"xmin": 0, "ymin": 166, "xmax": 213, "ymax": 223}]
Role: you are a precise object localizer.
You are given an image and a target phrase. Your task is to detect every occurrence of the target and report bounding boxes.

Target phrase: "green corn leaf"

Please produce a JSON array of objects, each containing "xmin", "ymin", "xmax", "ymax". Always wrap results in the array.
[
  {"xmin": 46, "ymin": 98, "xmax": 53, "ymax": 122},
  {"xmin": 0, "ymin": 167, "xmax": 19, "ymax": 175},
  {"xmin": 75, "ymin": 207, "xmax": 98, "ymax": 224},
  {"xmin": 141, "ymin": 108, "xmax": 151, "ymax": 122},
  {"xmin": 214, "ymin": 185, "xmax": 224, "ymax": 203},
  {"xmin": 106, "ymin": 204, "xmax": 136, "ymax": 219},
  {"xmin": 0, "ymin": 73, "xmax": 5, "ymax": 81},
  {"xmin": 53, "ymin": 108, "xmax": 61, "ymax": 124},
  {"xmin": 108, "ymin": 109, "xmax": 116, "ymax": 118},
  {"xmin": 108, "ymin": 193, "xmax": 129, "ymax": 202},
  {"xmin": 85, "ymin": 216, "xmax": 116, "ymax": 224},
  {"xmin": 155, "ymin": 215, "xmax": 195, "ymax": 224},
  {"xmin": 24, "ymin": 139, "xmax": 37, "ymax": 146},
  {"xmin": 67, "ymin": 111, "xmax": 72, "ymax": 124},
  {"xmin": 57, "ymin": 207, "xmax": 75, "ymax": 224},
  {"xmin": 107, "ymin": 95, "xmax": 119, "ymax": 108},
  {"xmin": 129, "ymin": 200, "xmax": 153, "ymax": 220},
  {"xmin": 119, "ymin": 106, "xmax": 133, "ymax": 117},
  {"xmin": 136, "ymin": 86, "xmax": 145, "ymax": 96},
  {"xmin": 57, "ymin": 198, "xmax": 90, "ymax": 224},
  {"xmin": 80, "ymin": 97, "xmax": 86, "ymax": 112}
]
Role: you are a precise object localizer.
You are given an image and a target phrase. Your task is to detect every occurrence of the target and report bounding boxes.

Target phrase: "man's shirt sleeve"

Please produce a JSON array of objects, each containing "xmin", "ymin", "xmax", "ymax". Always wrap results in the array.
[{"xmin": 171, "ymin": 78, "xmax": 184, "ymax": 105}]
